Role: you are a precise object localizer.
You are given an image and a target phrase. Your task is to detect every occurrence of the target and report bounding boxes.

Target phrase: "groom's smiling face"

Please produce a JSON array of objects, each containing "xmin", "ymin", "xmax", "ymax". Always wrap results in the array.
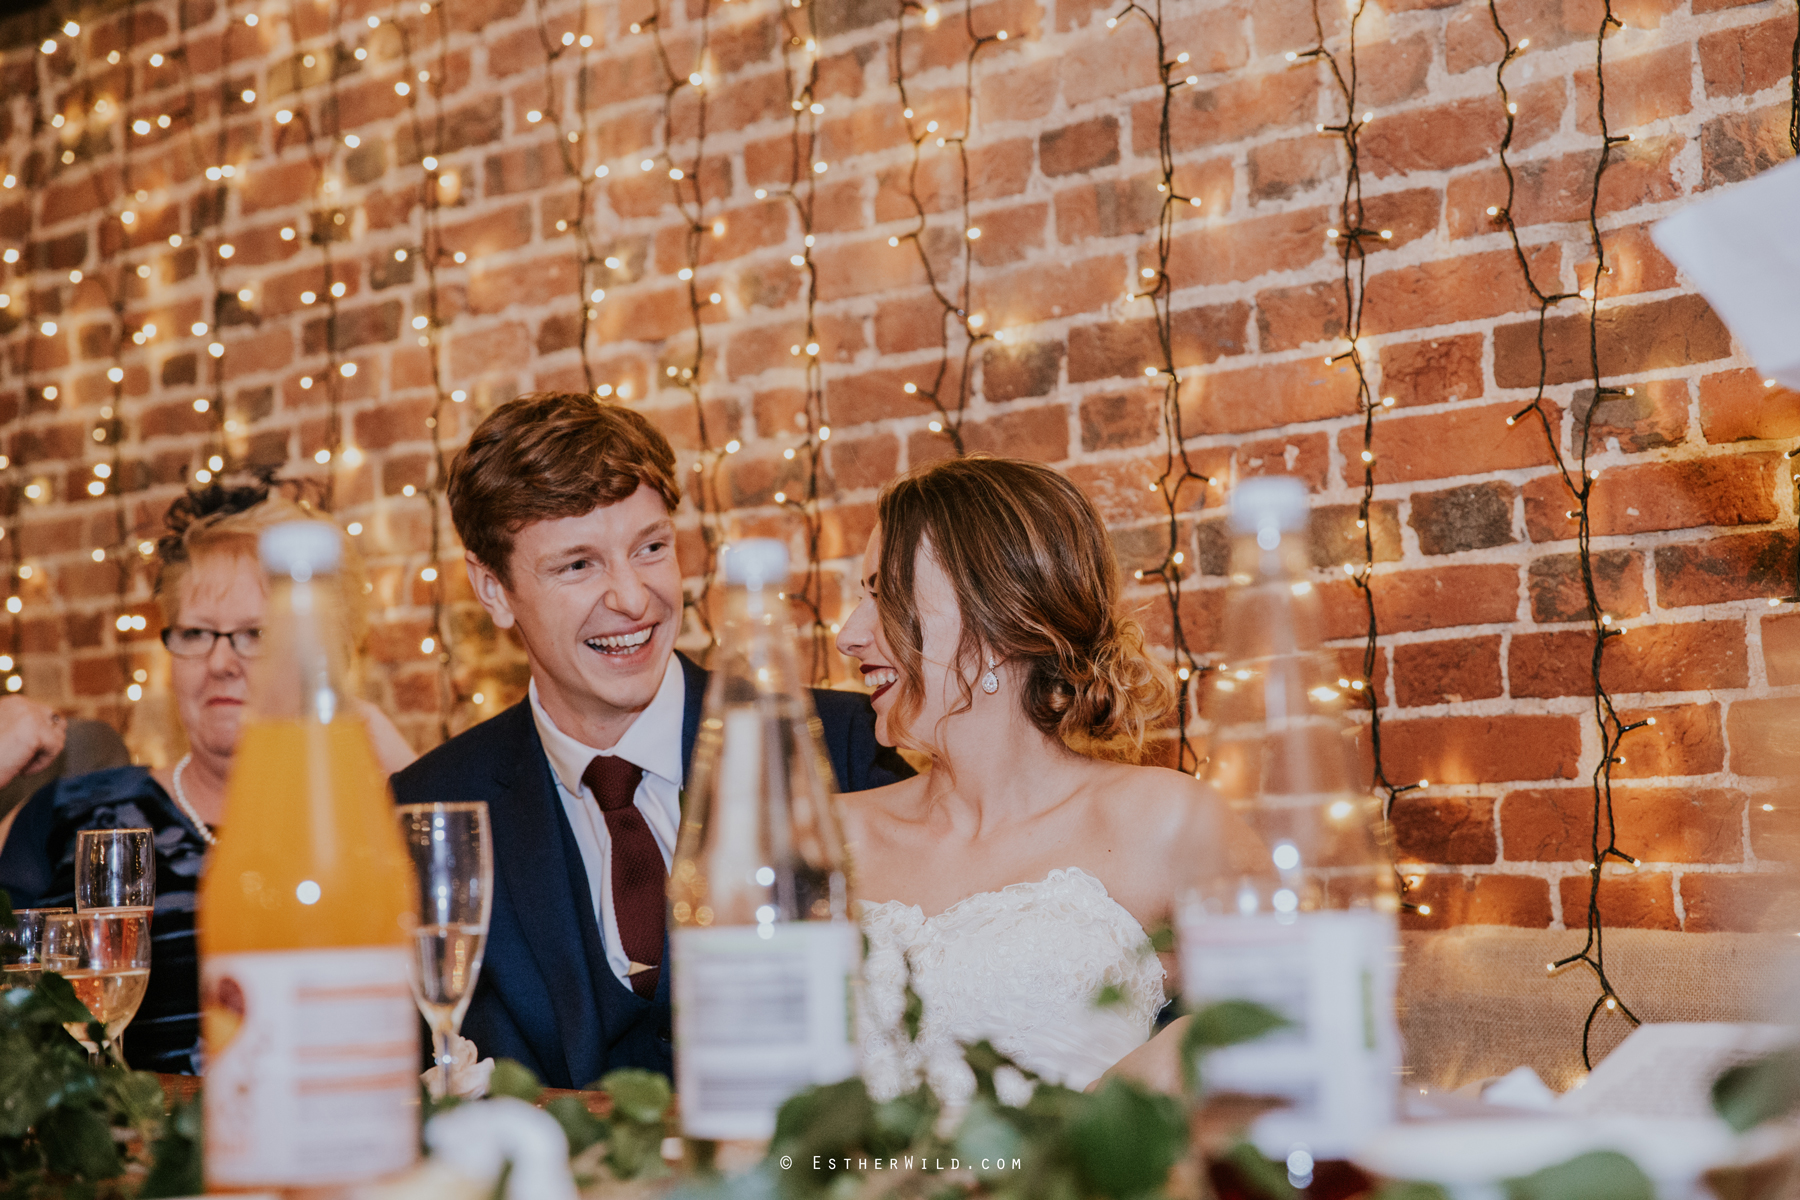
[{"xmin": 467, "ymin": 483, "xmax": 683, "ymax": 748}]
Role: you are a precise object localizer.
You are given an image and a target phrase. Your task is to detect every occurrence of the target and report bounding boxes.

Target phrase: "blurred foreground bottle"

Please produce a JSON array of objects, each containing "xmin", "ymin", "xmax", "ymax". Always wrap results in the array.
[
  {"xmin": 199, "ymin": 522, "xmax": 419, "ymax": 1194},
  {"xmin": 1180, "ymin": 477, "xmax": 1400, "ymax": 1175},
  {"xmin": 669, "ymin": 539, "xmax": 859, "ymax": 1141}
]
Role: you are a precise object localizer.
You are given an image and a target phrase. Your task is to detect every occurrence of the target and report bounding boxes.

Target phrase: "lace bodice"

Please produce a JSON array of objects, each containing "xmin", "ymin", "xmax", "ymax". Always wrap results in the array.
[{"xmin": 858, "ymin": 867, "xmax": 1166, "ymax": 1107}]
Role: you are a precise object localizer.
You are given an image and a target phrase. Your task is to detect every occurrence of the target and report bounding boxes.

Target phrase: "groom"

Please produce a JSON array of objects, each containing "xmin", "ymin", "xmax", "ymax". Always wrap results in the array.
[{"xmin": 392, "ymin": 393, "xmax": 909, "ymax": 1089}]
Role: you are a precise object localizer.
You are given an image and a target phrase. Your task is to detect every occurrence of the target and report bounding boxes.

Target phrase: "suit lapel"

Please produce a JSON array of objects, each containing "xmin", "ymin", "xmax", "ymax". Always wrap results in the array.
[
  {"xmin": 485, "ymin": 702, "xmax": 605, "ymax": 1088},
  {"xmin": 677, "ymin": 651, "xmax": 709, "ymax": 817}
]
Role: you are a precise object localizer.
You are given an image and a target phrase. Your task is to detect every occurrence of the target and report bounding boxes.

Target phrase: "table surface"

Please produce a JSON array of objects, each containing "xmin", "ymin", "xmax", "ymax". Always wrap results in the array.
[{"xmin": 155, "ymin": 1073, "xmax": 615, "ymax": 1116}]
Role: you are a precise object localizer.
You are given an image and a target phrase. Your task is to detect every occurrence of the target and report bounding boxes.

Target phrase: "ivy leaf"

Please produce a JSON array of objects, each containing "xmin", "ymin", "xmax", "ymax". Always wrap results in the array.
[
  {"xmin": 103, "ymin": 1068, "xmax": 168, "ymax": 1128},
  {"xmin": 1372, "ymin": 1183, "xmax": 1451, "ymax": 1200},
  {"xmin": 1503, "ymin": 1150, "xmax": 1654, "ymax": 1200},
  {"xmin": 486, "ymin": 1058, "xmax": 543, "ymax": 1104},
  {"xmin": 1712, "ymin": 1045, "xmax": 1800, "ymax": 1132},
  {"xmin": 140, "ymin": 1100, "xmax": 205, "ymax": 1200},
  {"xmin": 33, "ymin": 972, "xmax": 97, "ymax": 1027},
  {"xmin": 1067, "ymin": 1077, "xmax": 1187, "ymax": 1197},
  {"xmin": 901, "ymin": 981, "xmax": 924, "ymax": 1043},
  {"xmin": 38, "ymin": 1102, "xmax": 122, "ymax": 1180},
  {"xmin": 954, "ymin": 1098, "xmax": 1024, "ymax": 1180},
  {"xmin": 607, "ymin": 1114, "xmax": 668, "ymax": 1181},
  {"xmin": 1092, "ymin": 983, "xmax": 1126, "ymax": 1009},
  {"xmin": 1145, "ymin": 922, "xmax": 1176, "ymax": 955},
  {"xmin": 544, "ymin": 1095, "xmax": 609, "ymax": 1157},
  {"xmin": 0, "ymin": 1026, "xmax": 86, "ymax": 1138},
  {"xmin": 1186, "ymin": 999, "xmax": 1290, "ymax": 1051},
  {"xmin": 598, "ymin": 1067, "xmax": 672, "ymax": 1125}
]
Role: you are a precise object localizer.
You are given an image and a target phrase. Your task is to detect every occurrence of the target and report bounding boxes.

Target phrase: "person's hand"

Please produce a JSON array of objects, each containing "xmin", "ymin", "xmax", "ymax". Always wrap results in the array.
[
  {"xmin": 0, "ymin": 696, "xmax": 66, "ymax": 789},
  {"xmin": 355, "ymin": 699, "xmax": 419, "ymax": 776}
]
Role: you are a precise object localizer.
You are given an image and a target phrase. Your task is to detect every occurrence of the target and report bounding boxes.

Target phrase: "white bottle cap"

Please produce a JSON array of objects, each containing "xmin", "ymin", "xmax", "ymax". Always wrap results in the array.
[
  {"xmin": 1228, "ymin": 476, "xmax": 1311, "ymax": 537},
  {"xmin": 259, "ymin": 520, "xmax": 343, "ymax": 580},
  {"xmin": 722, "ymin": 539, "xmax": 789, "ymax": 588}
]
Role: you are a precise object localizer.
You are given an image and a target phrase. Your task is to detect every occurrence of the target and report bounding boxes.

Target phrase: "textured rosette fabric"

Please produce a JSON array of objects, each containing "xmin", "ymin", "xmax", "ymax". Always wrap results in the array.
[{"xmin": 858, "ymin": 867, "xmax": 1165, "ymax": 1107}]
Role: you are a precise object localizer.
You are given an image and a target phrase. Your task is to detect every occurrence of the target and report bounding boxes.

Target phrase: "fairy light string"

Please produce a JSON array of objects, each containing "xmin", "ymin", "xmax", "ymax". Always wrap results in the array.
[
  {"xmin": 0, "ymin": 24, "xmax": 57, "ymax": 696},
  {"xmin": 394, "ymin": 0, "xmax": 462, "ymax": 738},
  {"xmin": 528, "ymin": 0, "xmax": 606, "ymax": 391},
  {"xmin": 1488, "ymin": 0, "xmax": 1644, "ymax": 1068},
  {"xmin": 1105, "ymin": 0, "xmax": 1215, "ymax": 771},
  {"xmin": 773, "ymin": 0, "xmax": 834, "ymax": 685},
  {"xmin": 644, "ymin": 0, "xmax": 726, "ymax": 642},
  {"xmin": 890, "ymin": 0, "xmax": 999, "ymax": 451}
]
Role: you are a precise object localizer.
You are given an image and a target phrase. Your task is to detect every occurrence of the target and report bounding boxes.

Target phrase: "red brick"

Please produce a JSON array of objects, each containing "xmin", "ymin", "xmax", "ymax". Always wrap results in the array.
[
  {"xmin": 957, "ymin": 405, "xmax": 1069, "ymax": 463},
  {"xmin": 1614, "ymin": 703, "xmax": 1725, "ymax": 779},
  {"xmin": 1190, "ymin": 358, "xmax": 1361, "ymax": 436},
  {"xmin": 1698, "ymin": 12, "xmax": 1799, "ymax": 98},
  {"xmin": 1375, "ymin": 713, "xmax": 1582, "ymax": 785},
  {"xmin": 1068, "ymin": 303, "xmax": 1251, "ymax": 381},
  {"xmin": 1378, "ymin": 335, "xmax": 1484, "ymax": 408},
  {"xmin": 1578, "ymin": 456, "xmax": 1784, "ymax": 538},
  {"xmin": 1039, "ymin": 116, "xmax": 1120, "ymax": 177},
  {"xmin": 1505, "ymin": 786, "xmax": 1744, "ymax": 864},
  {"xmin": 1447, "ymin": 137, "xmax": 1683, "ymax": 237},
  {"xmin": 1392, "ymin": 794, "xmax": 1498, "ymax": 864},
  {"xmin": 1579, "ymin": 377, "xmax": 1688, "ymax": 454},
  {"xmin": 1655, "ymin": 532, "xmax": 1796, "ymax": 609},
  {"xmin": 1401, "ymin": 873, "xmax": 1552, "ymax": 930},
  {"xmin": 967, "ymin": 202, "xmax": 1048, "ymax": 268},
  {"xmin": 1079, "ymin": 387, "xmax": 1161, "ymax": 451},
  {"xmin": 1363, "ymin": 96, "xmax": 1506, "ymax": 177},
  {"xmin": 1340, "ymin": 401, "xmax": 1556, "ymax": 486},
  {"xmin": 825, "ymin": 433, "xmax": 900, "ymax": 493},
  {"xmin": 1394, "ymin": 636, "xmax": 1503, "ymax": 707},
  {"xmin": 1527, "ymin": 550, "xmax": 1647, "ymax": 622},
  {"xmin": 1559, "ymin": 873, "xmax": 1679, "ymax": 930},
  {"xmin": 1726, "ymin": 697, "xmax": 1800, "ymax": 778},
  {"xmin": 1364, "ymin": 246, "xmax": 1559, "ymax": 335},
  {"xmin": 1680, "ymin": 874, "xmax": 1800, "ymax": 933},
  {"xmin": 1511, "ymin": 621, "xmax": 1748, "ymax": 698},
  {"xmin": 1700, "ymin": 370, "xmax": 1800, "ymax": 444},
  {"xmin": 1373, "ymin": 564, "xmax": 1519, "ymax": 633},
  {"xmin": 1247, "ymin": 138, "xmax": 1340, "ymax": 203},
  {"xmin": 976, "ymin": 58, "xmax": 1058, "ymax": 124},
  {"xmin": 971, "ymin": 254, "xmax": 1126, "ymax": 326},
  {"xmin": 1146, "ymin": 69, "xmax": 1319, "ymax": 152},
  {"xmin": 1168, "ymin": 206, "xmax": 1328, "ymax": 287},
  {"xmin": 1235, "ymin": 433, "xmax": 1330, "ymax": 492},
  {"xmin": 1572, "ymin": 45, "xmax": 1693, "ymax": 133},
  {"xmin": 1494, "ymin": 295, "xmax": 1735, "ymax": 390}
]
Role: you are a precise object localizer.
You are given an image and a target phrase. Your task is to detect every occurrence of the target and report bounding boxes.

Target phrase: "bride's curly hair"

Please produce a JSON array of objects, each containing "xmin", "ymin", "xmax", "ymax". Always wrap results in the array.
[{"xmin": 873, "ymin": 456, "xmax": 1174, "ymax": 761}]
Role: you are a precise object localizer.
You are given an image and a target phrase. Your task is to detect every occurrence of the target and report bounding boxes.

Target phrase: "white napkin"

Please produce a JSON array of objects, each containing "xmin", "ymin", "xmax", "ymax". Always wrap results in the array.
[
  {"xmin": 424, "ymin": 1096, "xmax": 580, "ymax": 1200},
  {"xmin": 421, "ymin": 1034, "xmax": 496, "ymax": 1101},
  {"xmin": 1652, "ymin": 158, "xmax": 1800, "ymax": 390}
]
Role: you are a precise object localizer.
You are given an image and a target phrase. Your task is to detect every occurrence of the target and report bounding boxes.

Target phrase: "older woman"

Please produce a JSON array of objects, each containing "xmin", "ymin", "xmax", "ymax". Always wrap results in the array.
[{"xmin": 0, "ymin": 483, "xmax": 416, "ymax": 1073}]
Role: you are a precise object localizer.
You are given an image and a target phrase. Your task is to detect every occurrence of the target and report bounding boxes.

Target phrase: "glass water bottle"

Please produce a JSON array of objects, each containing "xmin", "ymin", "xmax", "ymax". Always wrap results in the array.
[{"xmin": 669, "ymin": 539, "xmax": 859, "ymax": 1141}]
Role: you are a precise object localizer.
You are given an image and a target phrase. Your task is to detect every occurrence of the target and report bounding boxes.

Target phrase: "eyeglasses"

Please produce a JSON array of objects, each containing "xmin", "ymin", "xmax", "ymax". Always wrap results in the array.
[{"xmin": 159, "ymin": 626, "xmax": 264, "ymax": 659}]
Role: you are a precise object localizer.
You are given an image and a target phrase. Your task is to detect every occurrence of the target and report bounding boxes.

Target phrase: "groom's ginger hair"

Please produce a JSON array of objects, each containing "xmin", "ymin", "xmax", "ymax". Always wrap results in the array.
[
  {"xmin": 873, "ymin": 456, "xmax": 1174, "ymax": 762},
  {"xmin": 448, "ymin": 393, "xmax": 681, "ymax": 589}
]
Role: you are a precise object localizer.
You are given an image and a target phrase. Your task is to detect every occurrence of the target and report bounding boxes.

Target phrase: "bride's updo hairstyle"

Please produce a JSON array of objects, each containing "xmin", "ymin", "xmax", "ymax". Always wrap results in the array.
[{"xmin": 874, "ymin": 456, "xmax": 1174, "ymax": 761}]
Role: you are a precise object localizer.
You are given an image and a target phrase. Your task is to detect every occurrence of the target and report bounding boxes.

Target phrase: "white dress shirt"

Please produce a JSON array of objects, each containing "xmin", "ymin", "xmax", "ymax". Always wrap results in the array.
[{"xmin": 527, "ymin": 657, "xmax": 685, "ymax": 988}]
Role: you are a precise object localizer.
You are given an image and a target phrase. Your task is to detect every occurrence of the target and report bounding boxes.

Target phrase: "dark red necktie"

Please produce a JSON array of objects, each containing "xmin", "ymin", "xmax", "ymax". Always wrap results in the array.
[{"xmin": 582, "ymin": 755, "xmax": 664, "ymax": 999}]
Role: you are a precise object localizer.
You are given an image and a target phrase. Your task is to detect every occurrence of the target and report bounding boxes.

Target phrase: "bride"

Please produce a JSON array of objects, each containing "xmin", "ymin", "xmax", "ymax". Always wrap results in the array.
[{"xmin": 834, "ymin": 455, "xmax": 1249, "ymax": 1105}]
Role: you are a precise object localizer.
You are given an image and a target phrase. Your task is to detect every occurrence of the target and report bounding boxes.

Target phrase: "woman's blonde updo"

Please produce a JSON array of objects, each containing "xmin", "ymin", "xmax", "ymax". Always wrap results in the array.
[{"xmin": 873, "ymin": 456, "xmax": 1174, "ymax": 761}]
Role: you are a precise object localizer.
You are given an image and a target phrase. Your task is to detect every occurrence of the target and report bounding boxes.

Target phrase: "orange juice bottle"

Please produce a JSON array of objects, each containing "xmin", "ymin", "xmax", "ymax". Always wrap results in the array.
[{"xmin": 199, "ymin": 521, "xmax": 419, "ymax": 1195}]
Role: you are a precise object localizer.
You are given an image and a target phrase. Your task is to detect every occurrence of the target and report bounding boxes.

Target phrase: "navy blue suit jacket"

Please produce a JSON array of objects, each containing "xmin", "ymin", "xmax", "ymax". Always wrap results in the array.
[{"xmin": 389, "ymin": 652, "xmax": 910, "ymax": 1090}]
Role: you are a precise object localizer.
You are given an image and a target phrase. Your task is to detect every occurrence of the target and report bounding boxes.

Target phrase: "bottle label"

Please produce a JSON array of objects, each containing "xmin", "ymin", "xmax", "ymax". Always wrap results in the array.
[
  {"xmin": 1178, "ymin": 908, "xmax": 1399, "ymax": 1160},
  {"xmin": 673, "ymin": 922, "xmax": 859, "ymax": 1140},
  {"xmin": 202, "ymin": 946, "xmax": 419, "ymax": 1186}
]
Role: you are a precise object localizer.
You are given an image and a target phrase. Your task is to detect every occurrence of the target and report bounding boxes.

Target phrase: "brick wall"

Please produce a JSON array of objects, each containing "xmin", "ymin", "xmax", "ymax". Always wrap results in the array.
[{"xmin": 1, "ymin": 0, "xmax": 1796, "ymax": 935}]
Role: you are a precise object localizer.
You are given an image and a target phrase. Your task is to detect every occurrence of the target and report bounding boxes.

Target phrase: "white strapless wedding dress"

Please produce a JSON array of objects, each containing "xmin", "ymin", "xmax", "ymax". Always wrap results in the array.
[{"xmin": 858, "ymin": 867, "xmax": 1166, "ymax": 1107}]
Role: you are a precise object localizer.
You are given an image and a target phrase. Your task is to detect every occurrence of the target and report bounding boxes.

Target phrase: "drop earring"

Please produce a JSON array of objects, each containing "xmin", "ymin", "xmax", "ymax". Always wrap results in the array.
[{"xmin": 981, "ymin": 654, "xmax": 999, "ymax": 695}]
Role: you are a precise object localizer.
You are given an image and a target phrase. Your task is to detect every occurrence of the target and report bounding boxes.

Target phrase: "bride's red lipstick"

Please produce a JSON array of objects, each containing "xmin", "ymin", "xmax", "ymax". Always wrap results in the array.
[{"xmin": 861, "ymin": 664, "xmax": 895, "ymax": 704}]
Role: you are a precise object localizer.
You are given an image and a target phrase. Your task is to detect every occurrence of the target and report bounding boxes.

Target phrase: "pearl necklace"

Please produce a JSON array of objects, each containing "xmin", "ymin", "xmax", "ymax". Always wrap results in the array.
[{"xmin": 170, "ymin": 754, "xmax": 218, "ymax": 847}]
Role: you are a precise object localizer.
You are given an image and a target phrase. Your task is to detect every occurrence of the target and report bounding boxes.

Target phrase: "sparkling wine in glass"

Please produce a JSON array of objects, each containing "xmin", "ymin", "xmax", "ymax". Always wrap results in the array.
[
  {"xmin": 395, "ymin": 802, "xmax": 493, "ymax": 1097},
  {"xmin": 2, "ymin": 908, "xmax": 77, "ymax": 989},
  {"xmin": 75, "ymin": 828, "xmax": 156, "ymax": 913},
  {"xmin": 62, "ymin": 909, "xmax": 152, "ymax": 1065}
]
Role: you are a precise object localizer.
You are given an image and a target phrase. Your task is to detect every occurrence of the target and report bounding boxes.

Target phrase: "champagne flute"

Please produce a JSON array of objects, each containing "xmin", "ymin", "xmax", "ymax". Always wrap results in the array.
[
  {"xmin": 75, "ymin": 828, "xmax": 156, "ymax": 913},
  {"xmin": 61, "ymin": 909, "xmax": 152, "ymax": 1065},
  {"xmin": 2, "ymin": 908, "xmax": 77, "ymax": 989},
  {"xmin": 396, "ymin": 802, "xmax": 493, "ymax": 1097}
]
